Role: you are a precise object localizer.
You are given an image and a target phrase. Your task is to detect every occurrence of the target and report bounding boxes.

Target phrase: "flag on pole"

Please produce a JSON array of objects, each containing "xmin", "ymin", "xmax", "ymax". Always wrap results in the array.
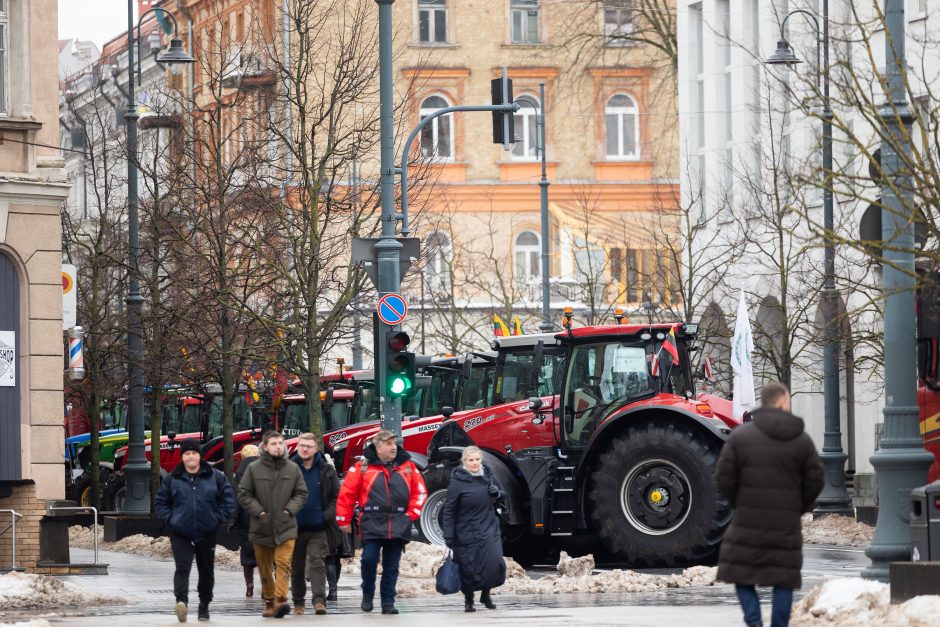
[
  {"xmin": 493, "ymin": 314, "xmax": 510, "ymax": 337},
  {"xmin": 703, "ymin": 356, "xmax": 714, "ymax": 381},
  {"xmin": 731, "ymin": 288, "xmax": 757, "ymax": 421},
  {"xmin": 512, "ymin": 315, "xmax": 524, "ymax": 336},
  {"xmin": 651, "ymin": 324, "xmax": 680, "ymax": 378}
]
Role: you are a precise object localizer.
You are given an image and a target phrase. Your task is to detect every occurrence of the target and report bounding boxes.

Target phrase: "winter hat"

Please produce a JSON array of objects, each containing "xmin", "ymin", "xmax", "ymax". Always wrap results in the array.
[{"xmin": 178, "ymin": 438, "xmax": 201, "ymax": 456}]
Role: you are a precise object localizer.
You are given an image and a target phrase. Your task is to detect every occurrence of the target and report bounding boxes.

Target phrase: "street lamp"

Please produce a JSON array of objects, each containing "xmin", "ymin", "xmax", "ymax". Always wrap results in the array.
[
  {"xmin": 121, "ymin": 2, "xmax": 193, "ymax": 514},
  {"xmin": 765, "ymin": 3, "xmax": 853, "ymax": 517}
]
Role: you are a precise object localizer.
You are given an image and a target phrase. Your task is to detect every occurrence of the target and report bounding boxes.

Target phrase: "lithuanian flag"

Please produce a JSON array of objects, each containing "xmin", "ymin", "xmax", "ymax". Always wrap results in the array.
[
  {"xmin": 512, "ymin": 315, "xmax": 524, "ymax": 336},
  {"xmin": 493, "ymin": 314, "xmax": 511, "ymax": 337}
]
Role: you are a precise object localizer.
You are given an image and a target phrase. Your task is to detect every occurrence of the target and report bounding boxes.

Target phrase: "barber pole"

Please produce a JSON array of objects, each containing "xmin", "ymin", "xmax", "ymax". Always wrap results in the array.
[{"xmin": 68, "ymin": 326, "xmax": 85, "ymax": 380}]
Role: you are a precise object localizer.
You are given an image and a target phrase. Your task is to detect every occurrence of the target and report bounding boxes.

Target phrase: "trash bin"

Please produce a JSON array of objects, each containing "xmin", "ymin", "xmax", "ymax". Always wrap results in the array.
[{"xmin": 910, "ymin": 481, "xmax": 940, "ymax": 561}]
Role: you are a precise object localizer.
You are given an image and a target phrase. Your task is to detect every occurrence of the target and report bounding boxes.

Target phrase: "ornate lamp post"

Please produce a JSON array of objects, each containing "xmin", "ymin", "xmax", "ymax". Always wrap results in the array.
[{"xmin": 121, "ymin": 2, "xmax": 193, "ymax": 514}]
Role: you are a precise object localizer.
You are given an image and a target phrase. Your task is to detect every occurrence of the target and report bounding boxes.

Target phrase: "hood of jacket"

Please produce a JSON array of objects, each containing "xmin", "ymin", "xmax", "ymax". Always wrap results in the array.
[
  {"xmin": 260, "ymin": 448, "xmax": 289, "ymax": 467},
  {"xmin": 363, "ymin": 442, "xmax": 411, "ymax": 467},
  {"xmin": 172, "ymin": 459, "xmax": 214, "ymax": 478},
  {"xmin": 452, "ymin": 464, "xmax": 492, "ymax": 483},
  {"xmin": 751, "ymin": 407, "xmax": 805, "ymax": 441}
]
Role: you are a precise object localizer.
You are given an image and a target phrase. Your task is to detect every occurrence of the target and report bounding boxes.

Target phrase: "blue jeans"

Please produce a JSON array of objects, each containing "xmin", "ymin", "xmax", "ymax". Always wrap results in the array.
[
  {"xmin": 735, "ymin": 585, "xmax": 793, "ymax": 627},
  {"xmin": 360, "ymin": 539, "xmax": 404, "ymax": 607}
]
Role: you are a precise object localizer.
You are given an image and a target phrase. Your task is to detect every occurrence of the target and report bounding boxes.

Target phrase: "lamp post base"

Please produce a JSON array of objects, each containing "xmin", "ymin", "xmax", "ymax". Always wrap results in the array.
[
  {"xmin": 120, "ymin": 460, "xmax": 152, "ymax": 515},
  {"xmin": 862, "ymin": 440, "xmax": 933, "ymax": 582},
  {"xmin": 813, "ymin": 449, "xmax": 854, "ymax": 517}
]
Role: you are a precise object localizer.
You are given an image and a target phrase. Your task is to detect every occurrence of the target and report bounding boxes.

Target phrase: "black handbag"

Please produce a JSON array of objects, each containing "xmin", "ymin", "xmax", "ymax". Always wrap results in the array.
[
  {"xmin": 337, "ymin": 531, "xmax": 355, "ymax": 559},
  {"xmin": 435, "ymin": 551, "xmax": 461, "ymax": 595}
]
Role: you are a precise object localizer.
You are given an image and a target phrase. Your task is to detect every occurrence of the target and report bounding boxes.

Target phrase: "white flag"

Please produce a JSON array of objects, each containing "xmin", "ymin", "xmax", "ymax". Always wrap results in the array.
[{"xmin": 731, "ymin": 288, "xmax": 757, "ymax": 420}]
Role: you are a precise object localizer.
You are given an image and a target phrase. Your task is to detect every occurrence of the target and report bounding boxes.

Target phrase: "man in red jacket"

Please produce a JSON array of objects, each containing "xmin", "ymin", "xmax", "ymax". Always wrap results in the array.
[{"xmin": 337, "ymin": 430, "xmax": 427, "ymax": 615}]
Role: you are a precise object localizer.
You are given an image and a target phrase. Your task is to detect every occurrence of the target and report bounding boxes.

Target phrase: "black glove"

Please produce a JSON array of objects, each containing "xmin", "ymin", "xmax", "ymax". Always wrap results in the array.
[{"xmin": 487, "ymin": 484, "xmax": 500, "ymax": 497}]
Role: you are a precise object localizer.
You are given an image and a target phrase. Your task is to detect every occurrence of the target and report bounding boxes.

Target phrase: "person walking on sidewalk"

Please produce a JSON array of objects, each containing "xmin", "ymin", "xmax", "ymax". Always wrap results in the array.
[
  {"xmin": 716, "ymin": 382, "xmax": 825, "ymax": 627},
  {"xmin": 337, "ymin": 430, "xmax": 428, "ymax": 615},
  {"xmin": 237, "ymin": 430, "xmax": 308, "ymax": 618},
  {"xmin": 231, "ymin": 444, "xmax": 260, "ymax": 597},
  {"xmin": 441, "ymin": 446, "xmax": 506, "ymax": 612},
  {"xmin": 156, "ymin": 438, "xmax": 235, "ymax": 623},
  {"xmin": 289, "ymin": 433, "xmax": 340, "ymax": 615}
]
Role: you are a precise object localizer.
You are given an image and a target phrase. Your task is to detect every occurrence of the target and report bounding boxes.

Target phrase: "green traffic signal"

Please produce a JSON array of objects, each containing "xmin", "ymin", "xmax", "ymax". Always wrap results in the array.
[
  {"xmin": 386, "ymin": 333, "xmax": 416, "ymax": 398},
  {"xmin": 390, "ymin": 375, "xmax": 408, "ymax": 396}
]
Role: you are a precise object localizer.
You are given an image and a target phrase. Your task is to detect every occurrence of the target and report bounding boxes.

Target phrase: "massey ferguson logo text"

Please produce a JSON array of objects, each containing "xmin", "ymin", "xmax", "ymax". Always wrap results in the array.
[{"xmin": 0, "ymin": 340, "xmax": 13, "ymax": 382}]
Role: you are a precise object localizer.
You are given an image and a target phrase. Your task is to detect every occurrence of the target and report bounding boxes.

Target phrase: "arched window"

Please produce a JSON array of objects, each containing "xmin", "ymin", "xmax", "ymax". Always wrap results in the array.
[
  {"xmin": 512, "ymin": 95, "xmax": 540, "ymax": 160},
  {"xmin": 419, "ymin": 95, "xmax": 453, "ymax": 160},
  {"xmin": 604, "ymin": 93, "xmax": 639, "ymax": 159},
  {"xmin": 424, "ymin": 231, "xmax": 452, "ymax": 292},
  {"xmin": 514, "ymin": 230, "xmax": 541, "ymax": 283}
]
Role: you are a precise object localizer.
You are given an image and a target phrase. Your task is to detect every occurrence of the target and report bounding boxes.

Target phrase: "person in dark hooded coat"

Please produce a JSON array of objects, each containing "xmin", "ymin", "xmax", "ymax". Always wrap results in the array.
[
  {"xmin": 716, "ymin": 381, "xmax": 824, "ymax": 627},
  {"xmin": 441, "ymin": 445, "xmax": 506, "ymax": 612}
]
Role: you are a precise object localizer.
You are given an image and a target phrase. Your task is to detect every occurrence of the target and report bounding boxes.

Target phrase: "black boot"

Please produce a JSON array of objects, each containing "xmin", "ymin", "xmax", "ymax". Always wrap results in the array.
[
  {"xmin": 464, "ymin": 590, "xmax": 475, "ymax": 613},
  {"xmin": 243, "ymin": 565, "xmax": 254, "ymax": 597},
  {"xmin": 197, "ymin": 603, "xmax": 210, "ymax": 622},
  {"xmin": 326, "ymin": 555, "xmax": 339, "ymax": 602},
  {"xmin": 480, "ymin": 589, "xmax": 496, "ymax": 609}
]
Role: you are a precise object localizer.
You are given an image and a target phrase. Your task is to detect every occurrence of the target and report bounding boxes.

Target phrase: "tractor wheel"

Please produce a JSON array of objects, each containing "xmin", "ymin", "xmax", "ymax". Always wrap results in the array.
[
  {"xmin": 416, "ymin": 465, "xmax": 451, "ymax": 545},
  {"xmin": 102, "ymin": 473, "xmax": 127, "ymax": 512},
  {"xmin": 589, "ymin": 421, "xmax": 732, "ymax": 567},
  {"xmin": 71, "ymin": 473, "xmax": 92, "ymax": 506}
]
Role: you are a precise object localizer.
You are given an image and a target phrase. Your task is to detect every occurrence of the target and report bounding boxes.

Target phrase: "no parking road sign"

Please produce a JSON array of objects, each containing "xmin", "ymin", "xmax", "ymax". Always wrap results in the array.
[{"xmin": 377, "ymin": 293, "xmax": 408, "ymax": 326}]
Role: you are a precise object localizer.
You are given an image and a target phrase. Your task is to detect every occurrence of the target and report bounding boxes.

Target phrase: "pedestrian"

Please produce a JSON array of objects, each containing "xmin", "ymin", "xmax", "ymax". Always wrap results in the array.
[
  {"xmin": 156, "ymin": 438, "xmax": 235, "ymax": 623},
  {"xmin": 232, "ymin": 443, "xmax": 259, "ymax": 597},
  {"xmin": 441, "ymin": 445, "xmax": 506, "ymax": 612},
  {"xmin": 336, "ymin": 430, "xmax": 428, "ymax": 615},
  {"xmin": 716, "ymin": 381, "xmax": 825, "ymax": 627},
  {"xmin": 289, "ymin": 433, "xmax": 341, "ymax": 615},
  {"xmin": 237, "ymin": 430, "xmax": 308, "ymax": 618}
]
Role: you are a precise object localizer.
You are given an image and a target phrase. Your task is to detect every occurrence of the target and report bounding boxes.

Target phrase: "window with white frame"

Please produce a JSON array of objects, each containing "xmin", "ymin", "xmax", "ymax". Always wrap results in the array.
[
  {"xmin": 424, "ymin": 231, "xmax": 452, "ymax": 292},
  {"xmin": 418, "ymin": 0, "xmax": 447, "ymax": 43},
  {"xmin": 909, "ymin": 0, "xmax": 927, "ymax": 20},
  {"xmin": 0, "ymin": 0, "xmax": 7, "ymax": 114},
  {"xmin": 511, "ymin": 0, "xmax": 540, "ymax": 44},
  {"xmin": 514, "ymin": 230, "xmax": 541, "ymax": 283},
  {"xmin": 512, "ymin": 95, "xmax": 539, "ymax": 160},
  {"xmin": 603, "ymin": 0, "xmax": 633, "ymax": 45},
  {"xmin": 419, "ymin": 95, "xmax": 453, "ymax": 160},
  {"xmin": 605, "ymin": 94, "xmax": 639, "ymax": 159}
]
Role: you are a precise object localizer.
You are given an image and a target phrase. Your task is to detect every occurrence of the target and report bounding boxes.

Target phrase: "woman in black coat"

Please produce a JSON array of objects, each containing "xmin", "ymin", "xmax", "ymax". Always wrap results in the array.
[
  {"xmin": 441, "ymin": 446, "xmax": 506, "ymax": 612},
  {"xmin": 231, "ymin": 445, "xmax": 259, "ymax": 597}
]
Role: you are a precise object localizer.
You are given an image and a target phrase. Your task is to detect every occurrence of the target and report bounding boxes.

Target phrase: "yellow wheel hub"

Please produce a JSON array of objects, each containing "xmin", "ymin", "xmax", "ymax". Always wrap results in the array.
[{"xmin": 649, "ymin": 490, "xmax": 663, "ymax": 504}]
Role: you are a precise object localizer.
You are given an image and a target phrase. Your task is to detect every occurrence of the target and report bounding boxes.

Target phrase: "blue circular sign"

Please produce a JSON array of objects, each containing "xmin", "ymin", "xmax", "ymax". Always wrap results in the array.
[{"xmin": 377, "ymin": 293, "xmax": 408, "ymax": 325}]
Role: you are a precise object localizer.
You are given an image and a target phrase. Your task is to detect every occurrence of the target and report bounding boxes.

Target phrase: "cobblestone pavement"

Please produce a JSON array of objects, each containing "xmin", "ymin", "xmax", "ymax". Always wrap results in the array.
[{"xmin": 0, "ymin": 545, "xmax": 868, "ymax": 626}]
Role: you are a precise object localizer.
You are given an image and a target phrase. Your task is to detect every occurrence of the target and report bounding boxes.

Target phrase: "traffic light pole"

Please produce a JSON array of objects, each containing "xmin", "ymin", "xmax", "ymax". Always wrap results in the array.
[{"xmin": 375, "ymin": 0, "xmax": 402, "ymax": 436}]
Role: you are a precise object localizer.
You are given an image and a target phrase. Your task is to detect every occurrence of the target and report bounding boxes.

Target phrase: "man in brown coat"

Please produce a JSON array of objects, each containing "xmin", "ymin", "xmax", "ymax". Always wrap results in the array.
[{"xmin": 716, "ymin": 382, "xmax": 824, "ymax": 627}]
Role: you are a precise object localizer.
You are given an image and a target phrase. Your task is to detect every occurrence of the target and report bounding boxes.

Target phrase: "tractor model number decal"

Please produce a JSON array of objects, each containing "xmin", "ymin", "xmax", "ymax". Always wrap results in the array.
[
  {"xmin": 329, "ymin": 431, "xmax": 348, "ymax": 445},
  {"xmin": 464, "ymin": 414, "xmax": 496, "ymax": 431}
]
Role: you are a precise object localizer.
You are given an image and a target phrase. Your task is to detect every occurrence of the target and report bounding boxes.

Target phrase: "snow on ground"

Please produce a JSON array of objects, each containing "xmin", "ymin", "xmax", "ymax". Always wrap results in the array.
[
  {"xmin": 802, "ymin": 514, "xmax": 874, "ymax": 548},
  {"xmin": 791, "ymin": 578, "xmax": 940, "ymax": 626},
  {"xmin": 0, "ymin": 572, "xmax": 126, "ymax": 610},
  {"xmin": 69, "ymin": 526, "xmax": 716, "ymax": 598},
  {"xmin": 68, "ymin": 525, "xmax": 242, "ymax": 570}
]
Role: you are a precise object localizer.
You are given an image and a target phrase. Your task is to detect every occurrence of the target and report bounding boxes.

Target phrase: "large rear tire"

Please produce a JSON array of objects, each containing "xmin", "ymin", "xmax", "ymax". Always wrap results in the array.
[
  {"xmin": 589, "ymin": 421, "xmax": 731, "ymax": 567},
  {"xmin": 416, "ymin": 466, "xmax": 450, "ymax": 545},
  {"xmin": 102, "ymin": 472, "xmax": 127, "ymax": 512}
]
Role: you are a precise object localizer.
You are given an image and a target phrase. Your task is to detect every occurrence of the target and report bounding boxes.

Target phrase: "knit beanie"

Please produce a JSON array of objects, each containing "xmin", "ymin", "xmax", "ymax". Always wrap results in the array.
[{"xmin": 178, "ymin": 438, "xmax": 201, "ymax": 456}]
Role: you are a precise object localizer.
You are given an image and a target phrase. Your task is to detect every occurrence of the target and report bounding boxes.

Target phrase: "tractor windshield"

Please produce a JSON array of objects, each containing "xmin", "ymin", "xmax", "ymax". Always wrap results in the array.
[{"xmin": 564, "ymin": 341, "xmax": 654, "ymax": 446}]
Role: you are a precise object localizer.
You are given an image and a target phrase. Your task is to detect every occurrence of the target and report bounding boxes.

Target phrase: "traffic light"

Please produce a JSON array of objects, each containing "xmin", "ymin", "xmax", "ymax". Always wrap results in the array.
[
  {"xmin": 386, "ymin": 331, "xmax": 416, "ymax": 398},
  {"xmin": 491, "ymin": 75, "xmax": 514, "ymax": 147}
]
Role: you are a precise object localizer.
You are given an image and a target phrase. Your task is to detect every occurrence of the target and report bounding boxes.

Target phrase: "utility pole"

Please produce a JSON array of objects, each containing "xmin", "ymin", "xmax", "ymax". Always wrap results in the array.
[
  {"xmin": 351, "ymin": 156, "xmax": 363, "ymax": 370},
  {"xmin": 537, "ymin": 82, "xmax": 552, "ymax": 333},
  {"xmin": 861, "ymin": 0, "xmax": 933, "ymax": 581}
]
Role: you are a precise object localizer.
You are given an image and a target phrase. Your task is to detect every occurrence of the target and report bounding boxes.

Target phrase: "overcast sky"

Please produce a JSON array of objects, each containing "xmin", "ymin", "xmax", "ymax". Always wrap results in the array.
[{"xmin": 58, "ymin": 0, "xmax": 133, "ymax": 50}]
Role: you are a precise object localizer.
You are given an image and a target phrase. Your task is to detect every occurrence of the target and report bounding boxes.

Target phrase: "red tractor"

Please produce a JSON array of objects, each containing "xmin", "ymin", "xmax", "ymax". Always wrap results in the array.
[{"xmin": 332, "ymin": 323, "xmax": 737, "ymax": 566}]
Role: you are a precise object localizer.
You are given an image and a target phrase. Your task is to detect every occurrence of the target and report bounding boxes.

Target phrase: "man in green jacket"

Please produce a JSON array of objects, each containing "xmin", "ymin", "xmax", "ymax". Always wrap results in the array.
[{"xmin": 237, "ymin": 430, "xmax": 308, "ymax": 618}]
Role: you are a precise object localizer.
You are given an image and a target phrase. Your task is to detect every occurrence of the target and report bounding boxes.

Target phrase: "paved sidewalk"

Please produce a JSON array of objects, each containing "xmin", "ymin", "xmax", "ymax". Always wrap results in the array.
[{"xmin": 0, "ymin": 544, "xmax": 867, "ymax": 626}]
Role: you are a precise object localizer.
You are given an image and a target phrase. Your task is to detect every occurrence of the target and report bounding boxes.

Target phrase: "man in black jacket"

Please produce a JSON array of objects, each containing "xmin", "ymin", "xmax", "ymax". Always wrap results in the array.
[
  {"xmin": 289, "ymin": 433, "xmax": 340, "ymax": 615},
  {"xmin": 716, "ymin": 382, "xmax": 824, "ymax": 627},
  {"xmin": 156, "ymin": 438, "xmax": 235, "ymax": 623}
]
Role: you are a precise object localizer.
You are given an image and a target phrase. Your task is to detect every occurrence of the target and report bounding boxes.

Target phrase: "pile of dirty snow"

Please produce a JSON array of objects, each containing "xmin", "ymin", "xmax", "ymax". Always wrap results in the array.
[
  {"xmin": 802, "ymin": 514, "xmax": 874, "ymax": 548},
  {"xmin": 68, "ymin": 525, "xmax": 242, "ymax": 570},
  {"xmin": 350, "ymin": 545, "xmax": 715, "ymax": 597},
  {"xmin": 791, "ymin": 578, "xmax": 940, "ymax": 626},
  {"xmin": 0, "ymin": 571, "xmax": 126, "ymax": 609}
]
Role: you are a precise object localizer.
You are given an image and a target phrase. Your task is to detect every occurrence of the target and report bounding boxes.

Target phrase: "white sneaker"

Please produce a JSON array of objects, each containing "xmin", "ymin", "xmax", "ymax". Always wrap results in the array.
[{"xmin": 175, "ymin": 601, "xmax": 188, "ymax": 623}]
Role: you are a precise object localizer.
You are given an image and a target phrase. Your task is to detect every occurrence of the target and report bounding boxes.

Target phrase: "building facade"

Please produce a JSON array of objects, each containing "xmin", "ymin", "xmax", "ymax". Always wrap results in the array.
[
  {"xmin": 677, "ymin": 0, "xmax": 938, "ymax": 500},
  {"xmin": 0, "ymin": 0, "xmax": 69, "ymax": 571}
]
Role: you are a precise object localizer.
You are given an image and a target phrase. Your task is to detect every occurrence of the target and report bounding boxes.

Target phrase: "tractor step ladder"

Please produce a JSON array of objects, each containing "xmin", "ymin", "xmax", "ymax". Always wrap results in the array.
[{"xmin": 549, "ymin": 465, "xmax": 577, "ymax": 536}]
